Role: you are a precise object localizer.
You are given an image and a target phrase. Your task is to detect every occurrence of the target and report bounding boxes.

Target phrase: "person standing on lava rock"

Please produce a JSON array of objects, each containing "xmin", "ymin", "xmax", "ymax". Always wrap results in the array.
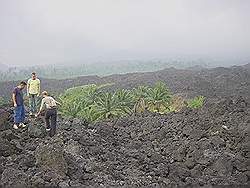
[
  {"xmin": 37, "ymin": 91, "xmax": 61, "ymax": 137},
  {"xmin": 12, "ymin": 81, "xmax": 27, "ymax": 130},
  {"xmin": 27, "ymin": 72, "xmax": 41, "ymax": 116}
]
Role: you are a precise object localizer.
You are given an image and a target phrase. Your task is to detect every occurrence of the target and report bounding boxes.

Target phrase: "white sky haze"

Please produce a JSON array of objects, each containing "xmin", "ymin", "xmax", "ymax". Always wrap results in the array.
[{"xmin": 0, "ymin": 0, "xmax": 249, "ymax": 66}]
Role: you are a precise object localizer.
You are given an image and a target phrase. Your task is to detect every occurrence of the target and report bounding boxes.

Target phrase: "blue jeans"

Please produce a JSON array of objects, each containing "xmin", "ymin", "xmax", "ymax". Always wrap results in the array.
[
  {"xmin": 29, "ymin": 94, "xmax": 38, "ymax": 113},
  {"xmin": 14, "ymin": 105, "xmax": 25, "ymax": 124}
]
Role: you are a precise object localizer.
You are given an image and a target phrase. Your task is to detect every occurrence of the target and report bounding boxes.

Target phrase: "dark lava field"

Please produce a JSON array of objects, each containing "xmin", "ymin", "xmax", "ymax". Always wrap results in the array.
[{"xmin": 0, "ymin": 64, "xmax": 249, "ymax": 187}]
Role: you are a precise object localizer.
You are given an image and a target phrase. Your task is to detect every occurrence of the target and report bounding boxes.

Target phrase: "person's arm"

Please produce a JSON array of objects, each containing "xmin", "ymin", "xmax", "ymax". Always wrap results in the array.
[
  {"xmin": 55, "ymin": 100, "xmax": 61, "ymax": 105},
  {"xmin": 12, "ymin": 91, "xmax": 17, "ymax": 107},
  {"xmin": 27, "ymin": 79, "xmax": 30, "ymax": 97}
]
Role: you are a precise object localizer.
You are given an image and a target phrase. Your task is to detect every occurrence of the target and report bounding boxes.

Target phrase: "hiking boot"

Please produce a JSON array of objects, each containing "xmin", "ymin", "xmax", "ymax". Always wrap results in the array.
[
  {"xmin": 20, "ymin": 123, "xmax": 26, "ymax": 128},
  {"xmin": 13, "ymin": 124, "xmax": 19, "ymax": 130}
]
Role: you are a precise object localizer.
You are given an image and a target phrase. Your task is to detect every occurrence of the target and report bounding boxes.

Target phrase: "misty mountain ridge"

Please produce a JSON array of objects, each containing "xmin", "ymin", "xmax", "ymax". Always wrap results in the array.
[{"xmin": 0, "ymin": 59, "xmax": 248, "ymax": 82}]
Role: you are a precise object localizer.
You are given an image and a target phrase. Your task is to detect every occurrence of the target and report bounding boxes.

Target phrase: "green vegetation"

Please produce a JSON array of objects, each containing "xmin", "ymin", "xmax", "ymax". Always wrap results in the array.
[
  {"xmin": 145, "ymin": 82, "xmax": 171, "ymax": 113},
  {"xmin": 59, "ymin": 82, "xmax": 205, "ymax": 123},
  {"xmin": 59, "ymin": 84, "xmax": 105, "ymax": 121},
  {"xmin": 166, "ymin": 95, "xmax": 186, "ymax": 113},
  {"xmin": 95, "ymin": 92, "xmax": 127, "ymax": 119},
  {"xmin": 132, "ymin": 86, "xmax": 149, "ymax": 113},
  {"xmin": 187, "ymin": 96, "xmax": 205, "ymax": 109}
]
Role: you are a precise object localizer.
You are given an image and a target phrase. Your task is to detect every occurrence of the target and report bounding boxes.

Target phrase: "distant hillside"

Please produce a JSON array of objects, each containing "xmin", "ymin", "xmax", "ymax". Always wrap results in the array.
[
  {"xmin": 104, "ymin": 64, "xmax": 250, "ymax": 99},
  {"xmin": 0, "ymin": 60, "xmax": 210, "ymax": 81},
  {"xmin": 0, "ymin": 64, "xmax": 249, "ymax": 101}
]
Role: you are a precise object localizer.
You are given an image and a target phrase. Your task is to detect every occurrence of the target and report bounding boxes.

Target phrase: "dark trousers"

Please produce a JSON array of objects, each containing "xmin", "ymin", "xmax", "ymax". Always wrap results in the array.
[{"xmin": 45, "ymin": 108, "xmax": 57, "ymax": 137}]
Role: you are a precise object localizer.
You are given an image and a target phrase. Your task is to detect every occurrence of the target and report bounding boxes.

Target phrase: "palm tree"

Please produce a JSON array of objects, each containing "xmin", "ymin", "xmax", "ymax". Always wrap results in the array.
[
  {"xmin": 59, "ymin": 98, "xmax": 81, "ymax": 117},
  {"xmin": 83, "ymin": 84, "xmax": 101, "ymax": 104},
  {"xmin": 145, "ymin": 82, "xmax": 171, "ymax": 113},
  {"xmin": 114, "ymin": 89, "xmax": 134, "ymax": 114},
  {"xmin": 59, "ymin": 85, "xmax": 95, "ymax": 118},
  {"xmin": 95, "ymin": 92, "xmax": 124, "ymax": 120},
  {"xmin": 78, "ymin": 105, "xmax": 100, "ymax": 123},
  {"xmin": 59, "ymin": 96, "xmax": 91, "ymax": 118},
  {"xmin": 59, "ymin": 83, "xmax": 115, "ymax": 121},
  {"xmin": 132, "ymin": 86, "xmax": 149, "ymax": 113}
]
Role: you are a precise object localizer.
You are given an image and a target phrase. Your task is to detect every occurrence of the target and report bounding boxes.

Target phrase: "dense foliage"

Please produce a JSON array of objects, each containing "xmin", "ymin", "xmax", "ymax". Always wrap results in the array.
[{"xmin": 59, "ymin": 82, "xmax": 205, "ymax": 123}]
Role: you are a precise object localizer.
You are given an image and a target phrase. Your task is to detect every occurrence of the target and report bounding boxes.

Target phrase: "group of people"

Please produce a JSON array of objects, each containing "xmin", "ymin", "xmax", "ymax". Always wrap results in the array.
[{"xmin": 12, "ymin": 72, "xmax": 60, "ymax": 137}]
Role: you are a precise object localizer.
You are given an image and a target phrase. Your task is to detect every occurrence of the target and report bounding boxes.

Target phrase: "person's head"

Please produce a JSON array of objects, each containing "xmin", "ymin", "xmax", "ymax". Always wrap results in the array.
[
  {"xmin": 18, "ymin": 81, "xmax": 27, "ymax": 90},
  {"xmin": 31, "ymin": 72, "xmax": 37, "ymax": 80},
  {"xmin": 41, "ymin": 91, "xmax": 49, "ymax": 98}
]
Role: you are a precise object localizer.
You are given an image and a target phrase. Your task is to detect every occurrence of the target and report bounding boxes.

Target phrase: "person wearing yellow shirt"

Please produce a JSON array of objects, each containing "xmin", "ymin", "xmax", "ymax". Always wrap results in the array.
[{"xmin": 27, "ymin": 72, "xmax": 41, "ymax": 115}]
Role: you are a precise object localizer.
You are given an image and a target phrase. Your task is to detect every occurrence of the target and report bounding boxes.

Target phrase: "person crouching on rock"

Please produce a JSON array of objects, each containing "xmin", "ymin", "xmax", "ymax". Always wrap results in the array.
[
  {"xmin": 12, "ymin": 81, "xmax": 27, "ymax": 130},
  {"xmin": 37, "ymin": 91, "xmax": 61, "ymax": 137}
]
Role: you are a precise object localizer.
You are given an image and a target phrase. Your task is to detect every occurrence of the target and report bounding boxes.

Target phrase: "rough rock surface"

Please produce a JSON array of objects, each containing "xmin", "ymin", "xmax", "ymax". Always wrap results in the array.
[
  {"xmin": 28, "ymin": 120, "xmax": 47, "ymax": 138},
  {"xmin": 0, "ymin": 96, "xmax": 249, "ymax": 187},
  {"xmin": 1, "ymin": 167, "xmax": 29, "ymax": 187},
  {"xmin": 35, "ymin": 138, "xmax": 68, "ymax": 177},
  {"xmin": 0, "ymin": 108, "xmax": 11, "ymax": 131}
]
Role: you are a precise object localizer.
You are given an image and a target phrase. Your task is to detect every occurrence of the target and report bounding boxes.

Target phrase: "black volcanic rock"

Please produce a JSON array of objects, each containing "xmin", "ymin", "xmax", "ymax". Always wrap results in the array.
[
  {"xmin": 0, "ymin": 108, "xmax": 10, "ymax": 131},
  {"xmin": 28, "ymin": 122, "xmax": 47, "ymax": 138},
  {"xmin": 0, "ymin": 138, "xmax": 18, "ymax": 157},
  {"xmin": 0, "ymin": 96, "xmax": 249, "ymax": 187},
  {"xmin": 1, "ymin": 167, "xmax": 29, "ymax": 187},
  {"xmin": 35, "ymin": 138, "xmax": 68, "ymax": 177}
]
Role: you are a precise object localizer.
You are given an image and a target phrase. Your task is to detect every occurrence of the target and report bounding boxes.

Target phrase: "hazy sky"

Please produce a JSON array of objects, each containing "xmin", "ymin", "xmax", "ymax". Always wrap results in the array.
[{"xmin": 0, "ymin": 0, "xmax": 249, "ymax": 66}]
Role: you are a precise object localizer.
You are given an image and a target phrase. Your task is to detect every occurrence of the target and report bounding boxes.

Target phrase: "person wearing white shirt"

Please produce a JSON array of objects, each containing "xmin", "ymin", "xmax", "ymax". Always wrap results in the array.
[{"xmin": 37, "ymin": 91, "xmax": 61, "ymax": 137}]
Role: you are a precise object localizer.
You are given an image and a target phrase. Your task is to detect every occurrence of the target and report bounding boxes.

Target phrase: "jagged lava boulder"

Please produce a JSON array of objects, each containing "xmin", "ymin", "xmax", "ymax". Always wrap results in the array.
[
  {"xmin": 28, "ymin": 121, "xmax": 47, "ymax": 138},
  {"xmin": 35, "ymin": 138, "xmax": 68, "ymax": 177}
]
